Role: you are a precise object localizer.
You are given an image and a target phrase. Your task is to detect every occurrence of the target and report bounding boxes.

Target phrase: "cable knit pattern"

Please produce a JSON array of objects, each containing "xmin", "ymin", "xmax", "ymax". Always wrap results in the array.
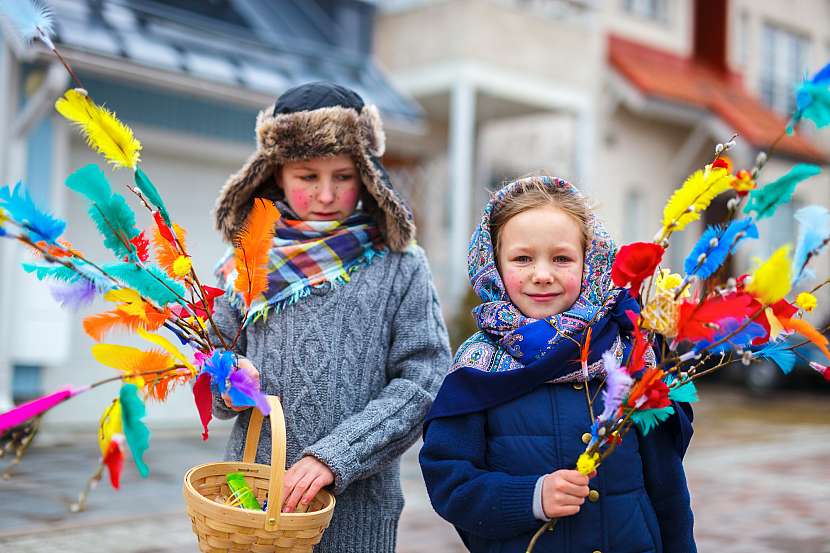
[{"xmin": 210, "ymin": 247, "xmax": 450, "ymax": 553}]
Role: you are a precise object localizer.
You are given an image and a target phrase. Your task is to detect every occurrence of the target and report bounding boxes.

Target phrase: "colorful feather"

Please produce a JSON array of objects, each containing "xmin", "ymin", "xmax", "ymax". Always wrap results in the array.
[
  {"xmin": 102, "ymin": 438, "xmax": 124, "ymax": 489},
  {"xmin": 756, "ymin": 341, "xmax": 797, "ymax": 375},
  {"xmin": 152, "ymin": 222, "xmax": 187, "ymax": 279},
  {"xmin": 0, "ymin": 181, "xmax": 65, "ymax": 243},
  {"xmin": 598, "ymin": 349, "xmax": 633, "ymax": 423},
  {"xmin": 83, "ymin": 306, "xmax": 170, "ymax": 341},
  {"xmin": 744, "ymin": 164, "xmax": 822, "ymax": 220},
  {"xmin": 119, "ymin": 383, "xmax": 150, "ymax": 477},
  {"xmin": 684, "ymin": 218, "xmax": 758, "ymax": 280},
  {"xmin": 65, "ymin": 164, "xmax": 141, "ymax": 260},
  {"xmin": 792, "ymin": 205, "xmax": 830, "ymax": 283},
  {"xmin": 97, "ymin": 400, "xmax": 122, "ymax": 456},
  {"xmin": 667, "ymin": 379, "xmax": 699, "ymax": 404},
  {"xmin": 675, "ymin": 293, "xmax": 755, "ymax": 343},
  {"xmin": 48, "ymin": 279, "xmax": 98, "ymax": 311},
  {"xmin": 791, "ymin": 61, "xmax": 830, "ymax": 130},
  {"xmin": 103, "ymin": 262, "xmax": 185, "ymax": 306},
  {"xmin": 0, "ymin": 0, "xmax": 55, "ymax": 48},
  {"xmin": 134, "ymin": 169, "xmax": 171, "ymax": 226},
  {"xmin": 55, "ymin": 89, "xmax": 142, "ymax": 170},
  {"xmin": 0, "ymin": 385, "xmax": 88, "ymax": 433},
  {"xmin": 661, "ymin": 167, "xmax": 732, "ymax": 237},
  {"xmin": 747, "ymin": 245, "xmax": 792, "ymax": 306},
  {"xmin": 692, "ymin": 318, "xmax": 766, "ymax": 354},
  {"xmin": 192, "ymin": 372, "xmax": 213, "ymax": 441},
  {"xmin": 630, "ymin": 405, "xmax": 674, "ymax": 435},
  {"xmin": 23, "ymin": 262, "xmax": 81, "ymax": 284},
  {"xmin": 780, "ymin": 317, "xmax": 830, "ymax": 364},
  {"xmin": 228, "ymin": 369, "xmax": 270, "ymax": 415},
  {"xmin": 234, "ymin": 199, "xmax": 280, "ymax": 307},
  {"xmin": 136, "ymin": 327, "xmax": 196, "ymax": 376}
]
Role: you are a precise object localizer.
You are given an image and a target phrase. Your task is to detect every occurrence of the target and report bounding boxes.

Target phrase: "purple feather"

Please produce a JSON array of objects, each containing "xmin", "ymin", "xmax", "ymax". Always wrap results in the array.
[
  {"xmin": 48, "ymin": 279, "xmax": 97, "ymax": 311},
  {"xmin": 229, "ymin": 370, "xmax": 270, "ymax": 415},
  {"xmin": 598, "ymin": 349, "xmax": 633, "ymax": 423}
]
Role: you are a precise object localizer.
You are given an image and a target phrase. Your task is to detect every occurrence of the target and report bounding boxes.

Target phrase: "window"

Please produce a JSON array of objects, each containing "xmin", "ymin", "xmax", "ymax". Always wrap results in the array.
[
  {"xmin": 623, "ymin": 188, "xmax": 644, "ymax": 243},
  {"xmin": 623, "ymin": 0, "xmax": 668, "ymax": 22},
  {"xmin": 760, "ymin": 23, "xmax": 811, "ymax": 115},
  {"xmin": 12, "ymin": 364, "xmax": 43, "ymax": 403}
]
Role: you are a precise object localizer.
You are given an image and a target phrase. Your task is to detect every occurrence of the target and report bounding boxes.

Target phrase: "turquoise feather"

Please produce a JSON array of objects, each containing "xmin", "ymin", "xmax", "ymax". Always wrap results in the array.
[
  {"xmin": 22, "ymin": 263, "xmax": 81, "ymax": 283},
  {"xmin": 119, "ymin": 383, "xmax": 150, "ymax": 478},
  {"xmin": 744, "ymin": 164, "xmax": 821, "ymax": 220},
  {"xmin": 134, "ymin": 169, "xmax": 171, "ymax": 226},
  {"xmin": 630, "ymin": 405, "xmax": 675, "ymax": 435},
  {"xmin": 756, "ymin": 341, "xmax": 796, "ymax": 375},
  {"xmin": 104, "ymin": 262, "xmax": 185, "ymax": 306},
  {"xmin": 66, "ymin": 164, "xmax": 140, "ymax": 260},
  {"xmin": 668, "ymin": 380, "xmax": 699, "ymax": 403}
]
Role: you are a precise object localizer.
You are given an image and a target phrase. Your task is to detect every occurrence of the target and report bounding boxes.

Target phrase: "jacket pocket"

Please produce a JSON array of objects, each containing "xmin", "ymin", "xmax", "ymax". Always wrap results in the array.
[{"xmin": 637, "ymin": 493, "xmax": 663, "ymax": 553}]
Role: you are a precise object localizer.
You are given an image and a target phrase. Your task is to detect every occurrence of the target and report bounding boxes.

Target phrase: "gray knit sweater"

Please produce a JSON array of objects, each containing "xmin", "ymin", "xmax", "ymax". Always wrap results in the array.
[{"xmin": 210, "ymin": 247, "xmax": 451, "ymax": 553}]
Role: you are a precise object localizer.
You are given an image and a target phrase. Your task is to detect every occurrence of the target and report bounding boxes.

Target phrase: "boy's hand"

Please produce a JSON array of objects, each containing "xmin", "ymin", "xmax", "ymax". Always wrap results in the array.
[
  {"xmin": 542, "ymin": 469, "xmax": 592, "ymax": 518},
  {"xmin": 281, "ymin": 456, "xmax": 335, "ymax": 512},
  {"xmin": 221, "ymin": 358, "xmax": 260, "ymax": 411}
]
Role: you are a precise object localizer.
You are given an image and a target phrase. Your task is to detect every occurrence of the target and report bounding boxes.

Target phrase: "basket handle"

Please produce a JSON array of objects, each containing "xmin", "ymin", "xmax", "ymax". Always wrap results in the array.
[{"xmin": 242, "ymin": 396, "xmax": 285, "ymax": 531}]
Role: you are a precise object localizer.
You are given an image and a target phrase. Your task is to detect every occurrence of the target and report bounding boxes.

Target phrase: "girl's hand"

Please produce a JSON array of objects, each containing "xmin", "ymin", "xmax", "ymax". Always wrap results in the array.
[
  {"xmin": 281, "ymin": 456, "xmax": 335, "ymax": 513},
  {"xmin": 221, "ymin": 358, "xmax": 260, "ymax": 411},
  {"xmin": 541, "ymin": 469, "xmax": 592, "ymax": 518}
]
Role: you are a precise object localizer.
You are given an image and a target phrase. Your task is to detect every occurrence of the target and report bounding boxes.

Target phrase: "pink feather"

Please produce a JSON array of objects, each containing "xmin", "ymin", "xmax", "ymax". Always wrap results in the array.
[{"xmin": 0, "ymin": 385, "xmax": 88, "ymax": 433}]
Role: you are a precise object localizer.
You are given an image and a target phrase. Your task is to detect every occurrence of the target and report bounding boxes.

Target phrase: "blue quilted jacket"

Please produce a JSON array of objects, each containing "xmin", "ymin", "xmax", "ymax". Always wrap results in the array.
[{"xmin": 420, "ymin": 380, "xmax": 696, "ymax": 553}]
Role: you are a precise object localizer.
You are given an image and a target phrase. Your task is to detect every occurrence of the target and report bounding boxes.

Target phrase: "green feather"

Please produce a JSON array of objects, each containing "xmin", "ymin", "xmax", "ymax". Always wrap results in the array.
[
  {"xmin": 744, "ymin": 164, "xmax": 822, "ymax": 220},
  {"xmin": 22, "ymin": 263, "xmax": 81, "ymax": 283},
  {"xmin": 119, "ymin": 383, "xmax": 150, "ymax": 478},
  {"xmin": 666, "ymin": 376, "xmax": 699, "ymax": 403},
  {"xmin": 134, "ymin": 168, "xmax": 171, "ymax": 226},
  {"xmin": 66, "ymin": 164, "xmax": 140, "ymax": 259},
  {"xmin": 104, "ymin": 262, "xmax": 185, "ymax": 306},
  {"xmin": 631, "ymin": 405, "xmax": 675, "ymax": 435}
]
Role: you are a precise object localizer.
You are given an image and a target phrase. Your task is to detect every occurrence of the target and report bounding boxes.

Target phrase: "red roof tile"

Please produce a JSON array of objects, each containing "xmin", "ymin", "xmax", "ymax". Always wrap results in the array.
[{"xmin": 609, "ymin": 34, "xmax": 826, "ymax": 164}]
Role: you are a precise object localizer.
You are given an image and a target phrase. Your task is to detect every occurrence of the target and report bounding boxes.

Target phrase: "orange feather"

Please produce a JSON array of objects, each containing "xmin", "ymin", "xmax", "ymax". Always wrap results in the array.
[
  {"xmin": 83, "ymin": 306, "xmax": 171, "ymax": 341},
  {"xmin": 152, "ymin": 223, "xmax": 187, "ymax": 279},
  {"xmin": 780, "ymin": 317, "xmax": 830, "ymax": 363},
  {"xmin": 233, "ymin": 199, "xmax": 280, "ymax": 307}
]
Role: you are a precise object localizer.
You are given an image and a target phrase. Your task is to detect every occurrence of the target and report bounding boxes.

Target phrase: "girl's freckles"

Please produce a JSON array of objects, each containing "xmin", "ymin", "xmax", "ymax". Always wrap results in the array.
[{"xmin": 288, "ymin": 191, "xmax": 310, "ymax": 209}]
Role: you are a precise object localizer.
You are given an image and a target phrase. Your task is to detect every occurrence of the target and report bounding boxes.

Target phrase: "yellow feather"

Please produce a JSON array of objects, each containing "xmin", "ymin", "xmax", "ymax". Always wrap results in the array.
[
  {"xmin": 661, "ymin": 167, "xmax": 732, "ymax": 237},
  {"xmin": 137, "ymin": 327, "xmax": 196, "ymax": 376},
  {"xmin": 747, "ymin": 245, "xmax": 792, "ymax": 305},
  {"xmin": 91, "ymin": 344, "xmax": 173, "ymax": 374},
  {"xmin": 105, "ymin": 288, "xmax": 147, "ymax": 321},
  {"xmin": 98, "ymin": 400, "xmax": 122, "ymax": 456},
  {"xmin": 55, "ymin": 89, "xmax": 142, "ymax": 169}
]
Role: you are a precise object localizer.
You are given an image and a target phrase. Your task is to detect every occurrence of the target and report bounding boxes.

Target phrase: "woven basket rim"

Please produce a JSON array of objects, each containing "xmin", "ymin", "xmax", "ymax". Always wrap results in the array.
[{"xmin": 183, "ymin": 461, "xmax": 336, "ymax": 521}]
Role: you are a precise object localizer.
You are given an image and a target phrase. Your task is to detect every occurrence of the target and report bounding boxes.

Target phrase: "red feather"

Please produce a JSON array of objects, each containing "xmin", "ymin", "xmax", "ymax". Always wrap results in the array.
[
  {"xmin": 193, "ymin": 372, "xmax": 213, "ymax": 441},
  {"xmin": 675, "ymin": 293, "xmax": 755, "ymax": 343},
  {"xmin": 103, "ymin": 440, "xmax": 124, "ymax": 489},
  {"xmin": 625, "ymin": 310, "xmax": 650, "ymax": 374}
]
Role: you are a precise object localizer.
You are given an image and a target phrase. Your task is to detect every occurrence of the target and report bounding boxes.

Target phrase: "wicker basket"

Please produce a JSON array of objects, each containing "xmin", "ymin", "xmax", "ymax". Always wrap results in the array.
[{"xmin": 183, "ymin": 396, "xmax": 335, "ymax": 552}]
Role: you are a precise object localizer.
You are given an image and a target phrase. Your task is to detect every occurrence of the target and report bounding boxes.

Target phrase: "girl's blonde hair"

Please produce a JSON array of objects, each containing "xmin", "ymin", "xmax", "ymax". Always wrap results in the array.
[{"xmin": 490, "ymin": 177, "xmax": 592, "ymax": 256}]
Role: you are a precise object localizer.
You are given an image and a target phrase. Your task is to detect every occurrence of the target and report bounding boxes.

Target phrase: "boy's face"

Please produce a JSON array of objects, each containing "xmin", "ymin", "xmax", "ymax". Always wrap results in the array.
[
  {"xmin": 280, "ymin": 154, "xmax": 361, "ymax": 221},
  {"xmin": 496, "ymin": 205, "xmax": 584, "ymax": 319}
]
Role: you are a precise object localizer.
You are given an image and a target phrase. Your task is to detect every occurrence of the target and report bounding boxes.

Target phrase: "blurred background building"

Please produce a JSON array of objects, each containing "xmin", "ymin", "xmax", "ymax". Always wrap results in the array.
[{"xmin": 0, "ymin": 0, "xmax": 829, "ymax": 425}]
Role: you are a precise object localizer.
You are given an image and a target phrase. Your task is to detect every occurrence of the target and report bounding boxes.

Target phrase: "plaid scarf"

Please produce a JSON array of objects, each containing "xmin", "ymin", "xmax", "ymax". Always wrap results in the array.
[{"xmin": 216, "ymin": 202, "xmax": 386, "ymax": 323}]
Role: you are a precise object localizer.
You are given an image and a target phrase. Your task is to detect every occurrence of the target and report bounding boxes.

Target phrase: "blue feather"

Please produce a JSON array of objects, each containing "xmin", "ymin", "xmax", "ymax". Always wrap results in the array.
[
  {"xmin": 693, "ymin": 318, "xmax": 767, "ymax": 354},
  {"xmin": 0, "ymin": 0, "xmax": 55, "ymax": 47},
  {"xmin": 755, "ymin": 341, "xmax": 796, "ymax": 375},
  {"xmin": 0, "ymin": 182, "xmax": 65, "ymax": 243},
  {"xmin": 631, "ymin": 406, "xmax": 674, "ymax": 435},
  {"xmin": 792, "ymin": 205, "xmax": 830, "ymax": 283},
  {"xmin": 810, "ymin": 61, "xmax": 830, "ymax": 85},
  {"xmin": 66, "ymin": 165, "xmax": 140, "ymax": 260},
  {"xmin": 683, "ymin": 218, "xmax": 758, "ymax": 279}
]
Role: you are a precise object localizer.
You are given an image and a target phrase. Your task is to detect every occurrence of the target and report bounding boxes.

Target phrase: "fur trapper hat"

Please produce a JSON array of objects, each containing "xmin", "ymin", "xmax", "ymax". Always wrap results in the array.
[{"xmin": 214, "ymin": 81, "xmax": 416, "ymax": 251}]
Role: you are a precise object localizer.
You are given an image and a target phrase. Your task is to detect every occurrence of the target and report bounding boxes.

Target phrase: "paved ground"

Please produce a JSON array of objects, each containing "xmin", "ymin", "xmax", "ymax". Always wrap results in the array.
[{"xmin": 0, "ymin": 385, "xmax": 828, "ymax": 552}]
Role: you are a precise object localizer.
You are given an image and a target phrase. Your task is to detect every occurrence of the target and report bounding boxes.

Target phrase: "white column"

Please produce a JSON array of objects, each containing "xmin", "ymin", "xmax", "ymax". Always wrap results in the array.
[
  {"xmin": 574, "ymin": 106, "xmax": 596, "ymax": 193},
  {"xmin": 0, "ymin": 40, "xmax": 18, "ymax": 410},
  {"xmin": 448, "ymin": 80, "xmax": 476, "ymax": 313}
]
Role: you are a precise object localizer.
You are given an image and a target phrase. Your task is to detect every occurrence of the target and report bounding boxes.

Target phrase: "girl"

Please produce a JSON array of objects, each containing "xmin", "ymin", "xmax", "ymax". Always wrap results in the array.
[
  {"xmin": 420, "ymin": 176, "xmax": 695, "ymax": 552},
  {"xmin": 210, "ymin": 81, "xmax": 451, "ymax": 552}
]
